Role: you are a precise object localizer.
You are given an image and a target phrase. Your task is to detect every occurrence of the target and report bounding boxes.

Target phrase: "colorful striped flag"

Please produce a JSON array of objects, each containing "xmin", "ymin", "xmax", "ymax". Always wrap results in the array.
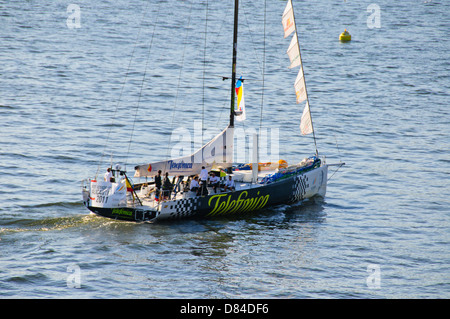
[{"xmin": 235, "ymin": 76, "xmax": 246, "ymax": 122}]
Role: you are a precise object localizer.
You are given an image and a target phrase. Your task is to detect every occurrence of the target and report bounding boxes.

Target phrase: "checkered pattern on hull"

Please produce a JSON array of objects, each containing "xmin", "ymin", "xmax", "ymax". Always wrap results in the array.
[
  {"xmin": 166, "ymin": 197, "xmax": 200, "ymax": 219},
  {"xmin": 291, "ymin": 174, "xmax": 309, "ymax": 202}
]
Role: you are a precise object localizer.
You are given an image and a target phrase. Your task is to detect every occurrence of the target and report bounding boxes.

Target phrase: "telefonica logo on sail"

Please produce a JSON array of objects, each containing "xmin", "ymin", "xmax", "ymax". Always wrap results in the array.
[{"xmin": 168, "ymin": 160, "xmax": 193, "ymax": 170}]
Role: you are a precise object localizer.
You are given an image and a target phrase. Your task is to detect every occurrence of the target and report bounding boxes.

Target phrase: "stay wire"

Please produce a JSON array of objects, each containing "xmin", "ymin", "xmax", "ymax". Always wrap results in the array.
[
  {"xmin": 241, "ymin": 3, "xmax": 263, "ymax": 78},
  {"xmin": 328, "ymin": 163, "xmax": 345, "ymax": 181},
  {"xmin": 95, "ymin": 0, "xmax": 151, "ymax": 179},
  {"xmin": 163, "ymin": 0, "xmax": 195, "ymax": 170},
  {"xmin": 259, "ymin": 0, "xmax": 266, "ymax": 133},
  {"xmin": 124, "ymin": 1, "xmax": 162, "ymax": 169},
  {"xmin": 239, "ymin": 1, "xmax": 266, "ymax": 132},
  {"xmin": 202, "ymin": 0, "xmax": 209, "ymax": 145}
]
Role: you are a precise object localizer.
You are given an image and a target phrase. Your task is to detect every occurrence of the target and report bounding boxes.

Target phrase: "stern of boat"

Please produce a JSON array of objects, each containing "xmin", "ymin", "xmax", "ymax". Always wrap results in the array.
[{"xmin": 81, "ymin": 178, "xmax": 128, "ymax": 209}]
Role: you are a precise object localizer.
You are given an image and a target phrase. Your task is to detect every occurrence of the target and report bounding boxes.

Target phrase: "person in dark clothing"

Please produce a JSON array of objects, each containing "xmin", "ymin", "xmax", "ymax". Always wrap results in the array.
[
  {"xmin": 162, "ymin": 172, "xmax": 173, "ymax": 199},
  {"xmin": 154, "ymin": 170, "xmax": 162, "ymax": 201},
  {"xmin": 155, "ymin": 170, "xmax": 162, "ymax": 189}
]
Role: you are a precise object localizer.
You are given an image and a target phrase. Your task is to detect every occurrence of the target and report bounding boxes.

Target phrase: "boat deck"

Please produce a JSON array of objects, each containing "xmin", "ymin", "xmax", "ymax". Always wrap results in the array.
[
  {"xmin": 132, "ymin": 171, "xmax": 272, "ymax": 209},
  {"xmin": 127, "ymin": 157, "xmax": 321, "ymax": 210}
]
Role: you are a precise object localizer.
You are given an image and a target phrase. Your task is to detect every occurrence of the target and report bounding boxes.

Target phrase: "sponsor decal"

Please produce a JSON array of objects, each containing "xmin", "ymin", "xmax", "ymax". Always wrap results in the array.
[
  {"xmin": 207, "ymin": 191, "xmax": 270, "ymax": 216},
  {"xmin": 168, "ymin": 160, "xmax": 193, "ymax": 170},
  {"xmin": 112, "ymin": 208, "xmax": 133, "ymax": 218},
  {"xmin": 91, "ymin": 183, "xmax": 110, "ymax": 194}
]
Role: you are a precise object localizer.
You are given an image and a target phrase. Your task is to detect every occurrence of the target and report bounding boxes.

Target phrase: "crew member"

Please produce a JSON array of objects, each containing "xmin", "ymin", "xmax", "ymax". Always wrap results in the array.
[
  {"xmin": 223, "ymin": 175, "xmax": 235, "ymax": 191},
  {"xmin": 104, "ymin": 167, "xmax": 113, "ymax": 182},
  {"xmin": 209, "ymin": 172, "xmax": 220, "ymax": 193},
  {"xmin": 162, "ymin": 172, "xmax": 173, "ymax": 199},
  {"xmin": 199, "ymin": 166, "xmax": 208, "ymax": 196},
  {"xmin": 190, "ymin": 176, "xmax": 200, "ymax": 195},
  {"xmin": 154, "ymin": 170, "xmax": 162, "ymax": 201}
]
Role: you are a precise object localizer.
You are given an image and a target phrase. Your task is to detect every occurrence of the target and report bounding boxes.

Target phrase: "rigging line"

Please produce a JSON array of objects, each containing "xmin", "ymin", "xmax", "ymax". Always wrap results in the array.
[
  {"xmin": 258, "ymin": 0, "xmax": 267, "ymax": 133},
  {"xmin": 328, "ymin": 163, "xmax": 345, "ymax": 181},
  {"xmin": 205, "ymin": 1, "xmax": 233, "ymax": 62},
  {"xmin": 162, "ymin": 0, "xmax": 195, "ymax": 170},
  {"xmin": 215, "ymin": 96, "xmax": 231, "ymax": 130},
  {"xmin": 95, "ymin": 0, "xmax": 151, "ymax": 179},
  {"xmin": 202, "ymin": 0, "xmax": 209, "ymax": 145},
  {"xmin": 124, "ymin": 0, "xmax": 162, "ymax": 169},
  {"xmin": 241, "ymin": 3, "xmax": 263, "ymax": 77},
  {"xmin": 199, "ymin": 2, "xmax": 233, "ymax": 125}
]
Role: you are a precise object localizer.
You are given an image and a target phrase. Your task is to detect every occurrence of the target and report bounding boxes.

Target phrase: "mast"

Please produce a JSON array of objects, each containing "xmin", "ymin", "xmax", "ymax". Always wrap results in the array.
[{"xmin": 230, "ymin": 0, "xmax": 239, "ymax": 128}]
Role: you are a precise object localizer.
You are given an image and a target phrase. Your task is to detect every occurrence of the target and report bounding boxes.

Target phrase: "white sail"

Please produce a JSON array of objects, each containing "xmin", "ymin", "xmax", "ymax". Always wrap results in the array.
[
  {"xmin": 294, "ymin": 67, "xmax": 307, "ymax": 103},
  {"xmin": 134, "ymin": 126, "xmax": 234, "ymax": 177},
  {"xmin": 286, "ymin": 33, "xmax": 301, "ymax": 69},
  {"xmin": 300, "ymin": 101, "xmax": 313, "ymax": 135},
  {"xmin": 282, "ymin": 0, "xmax": 295, "ymax": 38}
]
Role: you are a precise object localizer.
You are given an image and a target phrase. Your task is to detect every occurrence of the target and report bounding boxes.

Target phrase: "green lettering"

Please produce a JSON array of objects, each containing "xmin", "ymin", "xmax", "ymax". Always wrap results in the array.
[
  {"xmin": 207, "ymin": 190, "xmax": 270, "ymax": 216},
  {"xmin": 208, "ymin": 194, "xmax": 228, "ymax": 215}
]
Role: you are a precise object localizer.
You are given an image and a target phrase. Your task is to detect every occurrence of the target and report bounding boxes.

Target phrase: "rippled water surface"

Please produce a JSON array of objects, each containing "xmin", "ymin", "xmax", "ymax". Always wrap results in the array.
[{"xmin": 0, "ymin": 0, "xmax": 449, "ymax": 298}]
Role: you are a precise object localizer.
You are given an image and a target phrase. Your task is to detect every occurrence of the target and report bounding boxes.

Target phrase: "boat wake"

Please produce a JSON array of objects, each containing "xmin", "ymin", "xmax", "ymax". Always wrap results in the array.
[
  {"xmin": 0, "ymin": 214, "xmax": 101, "ymax": 235},
  {"xmin": 0, "ymin": 200, "xmax": 117, "ymax": 235}
]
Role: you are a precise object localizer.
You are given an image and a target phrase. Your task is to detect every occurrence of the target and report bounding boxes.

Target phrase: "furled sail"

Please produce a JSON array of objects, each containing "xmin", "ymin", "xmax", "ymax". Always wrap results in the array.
[{"xmin": 134, "ymin": 125, "xmax": 234, "ymax": 177}]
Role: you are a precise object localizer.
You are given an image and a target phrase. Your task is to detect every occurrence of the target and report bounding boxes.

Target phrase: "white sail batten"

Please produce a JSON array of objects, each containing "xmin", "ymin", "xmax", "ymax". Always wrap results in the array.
[
  {"xmin": 282, "ymin": 0, "xmax": 317, "ymax": 154},
  {"xmin": 134, "ymin": 125, "xmax": 234, "ymax": 177},
  {"xmin": 282, "ymin": 0, "xmax": 295, "ymax": 38},
  {"xmin": 294, "ymin": 67, "xmax": 307, "ymax": 104},
  {"xmin": 286, "ymin": 33, "xmax": 301, "ymax": 69},
  {"xmin": 300, "ymin": 101, "xmax": 313, "ymax": 135}
]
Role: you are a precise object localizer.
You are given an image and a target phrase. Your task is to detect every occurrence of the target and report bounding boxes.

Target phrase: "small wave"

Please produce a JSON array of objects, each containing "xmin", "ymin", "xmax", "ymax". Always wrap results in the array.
[
  {"xmin": 2, "ymin": 152, "xmax": 32, "ymax": 159},
  {"xmin": 6, "ymin": 273, "xmax": 49, "ymax": 284},
  {"xmin": 19, "ymin": 201, "xmax": 83, "ymax": 209},
  {"xmin": 42, "ymin": 154, "xmax": 79, "ymax": 163}
]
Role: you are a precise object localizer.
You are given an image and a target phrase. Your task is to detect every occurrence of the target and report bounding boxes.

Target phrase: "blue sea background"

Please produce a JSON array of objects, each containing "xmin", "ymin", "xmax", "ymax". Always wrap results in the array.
[{"xmin": 0, "ymin": 0, "xmax": 449, "ymax": 298}]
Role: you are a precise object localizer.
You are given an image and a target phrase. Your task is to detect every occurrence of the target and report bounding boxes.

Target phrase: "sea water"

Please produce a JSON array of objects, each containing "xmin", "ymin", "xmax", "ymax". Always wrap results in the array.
[{"xmin": 0, "ymin": 0, "xmax": 448, "ymax": 298}]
